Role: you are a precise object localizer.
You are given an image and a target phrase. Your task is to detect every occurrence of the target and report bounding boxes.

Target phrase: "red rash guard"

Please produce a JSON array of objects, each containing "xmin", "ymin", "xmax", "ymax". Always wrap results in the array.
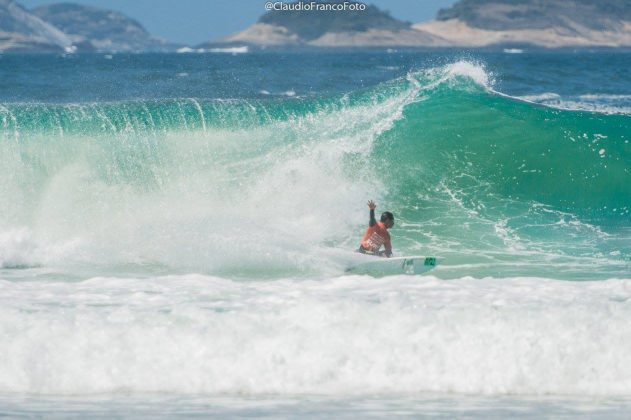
[{"xmin": 360, "ymin": 221, "xmax": 391, "ymax": 255}]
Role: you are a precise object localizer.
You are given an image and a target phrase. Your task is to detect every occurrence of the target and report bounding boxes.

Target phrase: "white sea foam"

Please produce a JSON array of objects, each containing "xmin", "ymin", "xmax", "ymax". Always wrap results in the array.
[
  {"xmin": 0, "ymin": 229, "xmax": 82, "ymax": 269},
  {"xmin": 0, "ymin": 229, "xmax": 40, "ymax": 268},
  {"xmin": 516, "ymin": 92, "xmax": 631, "ymax": 115},
  {"xmin": 1, "ymin": 275, "xmax": 631, "ymax": 396},
  {"xmin": 518, "ymin": 92, "xmax": 561, "ymax": 102},
  {"xmin": 444, "ymin": 61, "xmax": 493, "ymax": 89},
  {"xmin": 208, "ymin": 46, "xmax": 249, "ymax": 54},
  {"xmin": 579, "ymin": 94, "xmax": 631, "ymax": 101}
]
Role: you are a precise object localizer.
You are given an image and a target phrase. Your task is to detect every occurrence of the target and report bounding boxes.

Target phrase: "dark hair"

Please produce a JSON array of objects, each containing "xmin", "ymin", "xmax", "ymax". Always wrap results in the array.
[{"xmin": 380, "ymin": 211, "xmax": 394, "ymax": 222}]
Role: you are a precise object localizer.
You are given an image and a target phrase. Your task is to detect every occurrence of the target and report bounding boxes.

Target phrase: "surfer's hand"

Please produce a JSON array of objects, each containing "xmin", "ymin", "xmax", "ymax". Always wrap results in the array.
[{"xmin": 367, "ymin": 200, "xmax": 376, "ymax": 210}]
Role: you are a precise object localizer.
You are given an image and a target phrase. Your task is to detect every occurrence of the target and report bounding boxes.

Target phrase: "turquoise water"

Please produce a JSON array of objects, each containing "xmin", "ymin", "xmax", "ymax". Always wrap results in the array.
[{"xmin": 1, "ymin": 51, "xmax": 631, "ymax": 416}]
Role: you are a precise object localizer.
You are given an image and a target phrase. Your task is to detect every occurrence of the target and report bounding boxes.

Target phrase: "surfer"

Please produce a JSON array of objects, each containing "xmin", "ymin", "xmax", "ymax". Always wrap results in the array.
[{"xmin": 358, "ymin": 200, "xmax": 394, "ymax": 257}]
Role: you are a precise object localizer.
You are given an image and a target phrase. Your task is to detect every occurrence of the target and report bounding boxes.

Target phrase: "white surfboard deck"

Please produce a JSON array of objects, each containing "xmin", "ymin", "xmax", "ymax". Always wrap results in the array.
[{"xmin": 345, "ymin": 255, "xmax": 438, "ymax": 276}]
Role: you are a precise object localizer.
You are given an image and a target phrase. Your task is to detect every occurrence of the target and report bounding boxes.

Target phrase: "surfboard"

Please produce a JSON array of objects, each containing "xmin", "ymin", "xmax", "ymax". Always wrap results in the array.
[{"xmin": 345, "ymin": 256, "xmax": 438, "ymax": 276}]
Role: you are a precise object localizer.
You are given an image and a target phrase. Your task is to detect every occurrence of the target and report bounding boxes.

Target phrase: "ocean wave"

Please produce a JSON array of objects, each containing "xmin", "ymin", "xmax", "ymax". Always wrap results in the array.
[{"xmin": 0, "ymin": 61, "xmax": 629, "ymax": 277}]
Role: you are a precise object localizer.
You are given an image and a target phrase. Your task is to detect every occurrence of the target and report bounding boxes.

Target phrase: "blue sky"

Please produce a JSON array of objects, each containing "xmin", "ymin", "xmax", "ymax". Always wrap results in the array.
[{"xmin": 19, "ymin": 0, "xmax": 458, "ymax": 45}]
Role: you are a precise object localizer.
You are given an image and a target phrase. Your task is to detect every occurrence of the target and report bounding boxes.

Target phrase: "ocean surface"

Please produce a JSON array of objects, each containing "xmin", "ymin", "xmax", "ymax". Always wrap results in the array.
[{"xmin": 1, "ymin": 50, "xmax": 630, "ymax": 417}]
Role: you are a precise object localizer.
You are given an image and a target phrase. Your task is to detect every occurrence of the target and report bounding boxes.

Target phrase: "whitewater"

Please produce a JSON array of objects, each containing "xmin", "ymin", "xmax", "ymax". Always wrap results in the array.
[
  {"xmin": 1, "ymin": 52, "xmax": 630, "ymax": 416},
  {"xmin": 2, "ymin": 274, "xmax": 631, "ymax": 396}
]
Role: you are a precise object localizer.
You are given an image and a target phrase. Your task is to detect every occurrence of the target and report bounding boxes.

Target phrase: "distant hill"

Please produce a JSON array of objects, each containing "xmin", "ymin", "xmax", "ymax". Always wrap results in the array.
[
  {"xmin": 436, "ymin": 0, "xmax": 631, "ymax": 31},
  {"xmin": 32, "ymin": 3, "xmax": 174, "ymax": 52},
  {"xmin": 205, "ymin": 0, "xmax": 631, "ymax": 49},
  {"xmin": 0, "ymin": 0, "xmax": 72, "ymax": 52},
  {"xmin": 200, "ymin": 0, "xmax": 449, "ymax": 49},
  {"xmin": 0, "ymin": 0, "xmax": 177, "ymax": 53},
  {"xmin": 414, "ymin": 0, "xmax": 631, "ymax": 48},
  {"xmin": 258, "ymin": 2, "xmax": 410, "ymax": 40}
]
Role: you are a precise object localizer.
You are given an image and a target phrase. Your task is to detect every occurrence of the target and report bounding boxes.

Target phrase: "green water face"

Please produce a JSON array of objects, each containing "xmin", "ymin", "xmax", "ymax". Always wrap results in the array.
[{"xmin": 371, "ymin": 75, "xmax": 630, "ymax": 278}]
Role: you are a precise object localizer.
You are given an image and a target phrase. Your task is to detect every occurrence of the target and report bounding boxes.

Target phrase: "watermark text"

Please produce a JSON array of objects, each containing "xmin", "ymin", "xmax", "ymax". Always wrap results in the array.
[{"xmin": 265, "ymin": 1, "xmax": 367, "ymax": 12}]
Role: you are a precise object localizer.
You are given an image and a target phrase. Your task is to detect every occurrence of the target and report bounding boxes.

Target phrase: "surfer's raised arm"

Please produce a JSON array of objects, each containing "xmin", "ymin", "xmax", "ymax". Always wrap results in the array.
[{"xmin": 367, "ymin": 200, "xmax": 377, "ymax": 227}]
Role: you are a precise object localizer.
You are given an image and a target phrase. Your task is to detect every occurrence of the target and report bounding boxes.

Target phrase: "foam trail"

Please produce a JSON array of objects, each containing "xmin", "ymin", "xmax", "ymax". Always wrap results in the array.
[{"xmin": 516, "ymin": 93, "xmax": 631, "ymax": 115}]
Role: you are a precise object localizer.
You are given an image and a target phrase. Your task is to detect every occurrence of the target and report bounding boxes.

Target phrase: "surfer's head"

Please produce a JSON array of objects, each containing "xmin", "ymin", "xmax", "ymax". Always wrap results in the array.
[{"xmin": 380, "ymin": 211, "xmax": 394, "ymax": 229}]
